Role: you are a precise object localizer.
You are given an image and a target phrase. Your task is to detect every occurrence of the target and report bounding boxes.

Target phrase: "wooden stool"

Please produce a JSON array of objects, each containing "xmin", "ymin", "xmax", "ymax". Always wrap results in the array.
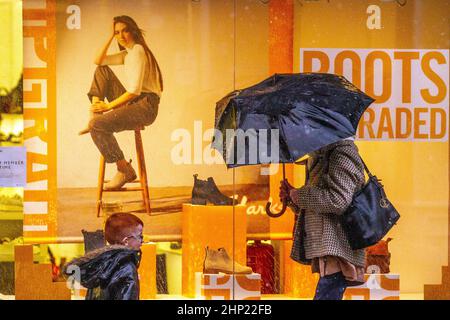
[{"xmin": 96, "ymin": 127, "xmax": 151, "ymax": 217}]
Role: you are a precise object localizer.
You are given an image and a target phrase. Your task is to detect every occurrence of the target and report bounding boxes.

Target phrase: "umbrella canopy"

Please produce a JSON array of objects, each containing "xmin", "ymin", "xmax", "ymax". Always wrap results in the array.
[{"xmin": 212, "ymin": 73, "xmax": 375, "ymax": 168}]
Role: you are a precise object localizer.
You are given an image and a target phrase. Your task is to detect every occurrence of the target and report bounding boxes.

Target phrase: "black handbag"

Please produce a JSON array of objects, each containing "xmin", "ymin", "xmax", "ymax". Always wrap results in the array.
[{"xmin": 341, "ymin": 157, "xmax": 400, "ymax": 250}]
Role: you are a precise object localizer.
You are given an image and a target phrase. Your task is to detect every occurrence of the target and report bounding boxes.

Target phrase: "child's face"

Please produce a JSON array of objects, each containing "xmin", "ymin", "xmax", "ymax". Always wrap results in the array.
[{"xmin": 122, "ymin": 224, "xmax": 143, "ymax": 250}]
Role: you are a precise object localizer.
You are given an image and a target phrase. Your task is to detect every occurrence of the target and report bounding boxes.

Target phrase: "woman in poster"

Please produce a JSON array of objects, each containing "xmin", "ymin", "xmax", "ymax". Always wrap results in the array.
[{"xmin": 80, "ymin": 15, "xmax": 163, "ymax": 190}]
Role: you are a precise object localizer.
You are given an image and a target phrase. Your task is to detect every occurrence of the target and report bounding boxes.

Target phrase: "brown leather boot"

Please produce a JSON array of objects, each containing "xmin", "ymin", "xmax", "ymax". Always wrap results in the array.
[{"xmin": 203, "ymin": 246, "xmax": 253, "ymax": 274}]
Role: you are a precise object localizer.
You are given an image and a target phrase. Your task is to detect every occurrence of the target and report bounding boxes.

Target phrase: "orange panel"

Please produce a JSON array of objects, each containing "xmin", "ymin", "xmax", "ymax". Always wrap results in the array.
[
  {"xmin": 380, "ymin": 274, "xmax": 400, "ymax": 291},
  {"xmin": 344, "ymin": 288, "xmax": 371, "ymax": 300},
  {"xmin": 268, "ymin": 1, "xmax": 318, "ymax": 297},
  {"xmin": 200, "ymin": 273, "xmax": 261, "ymax": 300},
  {"xmin": 138, "ymin": 243, "xmax": 157, "ymax": 300},
  {"xmin": 23, "ymin": 0, "xmax": 58, "ymax": 239},
  {"xmin": 182, "ymin": 204, "xmax": 247, "ymax": 297},
  {"xmin": 283, "ymin": 240, "xmax": 318, "ymax": 298},
  {"xmin": 15, "ymin": 245, "xmax": 71, "ymax": 300},
  {"xmin": 269, "ymin": 0, "xmax": 293, "ymax": 74},
  {"xmin": 268, "ymin": 0, "xmax": 296, "ymax": 235}
]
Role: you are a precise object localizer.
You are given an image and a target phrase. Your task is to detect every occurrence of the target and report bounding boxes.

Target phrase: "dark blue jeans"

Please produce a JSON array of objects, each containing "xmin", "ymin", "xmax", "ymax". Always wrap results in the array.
[{"xmin": 313, "ymin": 272, "xmax": 348, "ymax": 300}]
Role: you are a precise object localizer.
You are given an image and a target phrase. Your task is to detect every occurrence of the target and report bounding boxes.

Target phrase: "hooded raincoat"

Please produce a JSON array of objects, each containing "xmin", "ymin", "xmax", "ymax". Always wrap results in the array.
[{"xmin": 65, "ymin": 245, "xmax": 141, "ymax": 300}]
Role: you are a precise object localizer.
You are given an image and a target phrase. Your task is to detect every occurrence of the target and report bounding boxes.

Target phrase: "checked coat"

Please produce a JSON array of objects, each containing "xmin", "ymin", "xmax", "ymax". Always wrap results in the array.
[{"xmin": 289, "ymin": 140, "xmax": 366, "ymax": 267}]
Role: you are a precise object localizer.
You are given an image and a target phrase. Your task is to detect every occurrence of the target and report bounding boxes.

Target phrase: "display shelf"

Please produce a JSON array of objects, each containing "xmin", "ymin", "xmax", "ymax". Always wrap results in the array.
[
  {"xmin": 14, "ymin": 245, "xmax": 71, "ymax": 300},
  {"xmin": 195, "ymin": 272, "xmax": 261, "ymax": 300},
  {"xmin": 344, "ymin": 274, "xmax": 400, "ymax": 300},
  {"xmin": 181, "ymin": 204, "xmax": 247, "ymax": 298}
]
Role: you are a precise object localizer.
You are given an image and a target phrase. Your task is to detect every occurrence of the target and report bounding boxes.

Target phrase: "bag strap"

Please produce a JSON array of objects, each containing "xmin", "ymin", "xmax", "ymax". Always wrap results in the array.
[
  {"xmin": 359, "ymin": 155, "xmax": 389, "ymax": 202},
  {"xmin": 324, "ymin": 143, "xmax": 374, "ymax": 179},
  {"xmin": 359, "ymin": 156, "xmax": 374, "ymax": 178}
]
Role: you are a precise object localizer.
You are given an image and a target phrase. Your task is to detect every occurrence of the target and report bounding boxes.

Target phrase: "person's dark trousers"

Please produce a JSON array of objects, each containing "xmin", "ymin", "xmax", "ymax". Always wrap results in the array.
[
  {"xmin": 313, "ymin": 272, "xmax": 348, "ymax": 300},
  {"xmin": 87, "ymin": 65, "xmax": 159, "ymax": 163}
]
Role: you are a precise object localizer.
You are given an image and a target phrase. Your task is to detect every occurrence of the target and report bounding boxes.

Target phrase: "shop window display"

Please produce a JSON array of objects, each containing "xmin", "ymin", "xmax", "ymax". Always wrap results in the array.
[{"xmin": 0, "ymin": 0, "xmax": 448, "ymax": 301}]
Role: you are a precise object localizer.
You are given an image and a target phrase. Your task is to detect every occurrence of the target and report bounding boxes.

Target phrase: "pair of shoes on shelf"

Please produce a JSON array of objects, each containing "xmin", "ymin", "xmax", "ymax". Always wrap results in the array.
[
  {"xmin": 191, "ymin": 174, "xmax": 236, "ymax": 206},
  {"xmin": 203, "ymin": 246, "xmax": 253, "ymax": 274},
  {"xmin": 104, "ymin": 160, "xmax": 137, "ymax": 190}
]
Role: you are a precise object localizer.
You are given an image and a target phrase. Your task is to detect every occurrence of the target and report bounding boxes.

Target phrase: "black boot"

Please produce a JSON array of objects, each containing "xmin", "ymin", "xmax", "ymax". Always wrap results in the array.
[
  {"xmin": 191, "ymin": 174, "xmax": 235, "ymax": 206},
  {"xmin": 191, "ymin": 174, "xmax": 209, "ymax": 205}
]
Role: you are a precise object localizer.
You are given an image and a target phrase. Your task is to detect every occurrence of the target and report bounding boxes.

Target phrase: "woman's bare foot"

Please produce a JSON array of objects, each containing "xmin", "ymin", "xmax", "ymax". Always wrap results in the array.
[
  {"xmin": 78, "ymin": 128, "xmax": 90, "ymax": 135},
  {"xmin": 79, "ymin": 97, "xmax": 101, "ymax": 135}
]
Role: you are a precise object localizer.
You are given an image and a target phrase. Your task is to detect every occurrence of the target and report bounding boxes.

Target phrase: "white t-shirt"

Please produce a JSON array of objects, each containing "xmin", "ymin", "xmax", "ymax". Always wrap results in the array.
[{"xmin": 102, "ymin": 43, "xmax": 162, "ymax": 97}]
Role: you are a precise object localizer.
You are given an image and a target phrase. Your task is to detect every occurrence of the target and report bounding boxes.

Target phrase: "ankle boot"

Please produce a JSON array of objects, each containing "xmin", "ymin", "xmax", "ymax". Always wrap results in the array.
[
  {"xmin": 104, "ymin": 160, "xmax": 137, "ymax": 190},
  {"xmin": 203, "ymin": 246, "xmax": 253, "ymax": 274},
  {"xmin": 191, "ymin": 174, "xmax": 235, "ymax": 206},
  {"xmin": 206, "ymin": 177, "xmax": 238, "ymax": 205}
]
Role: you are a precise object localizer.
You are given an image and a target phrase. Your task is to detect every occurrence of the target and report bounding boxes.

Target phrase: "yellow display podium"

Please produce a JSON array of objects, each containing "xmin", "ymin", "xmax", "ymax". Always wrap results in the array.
[
  {"xmin": 138, "ymin": 243, "xmax": 157, "ymax": 300},
  {"xmin": 15, "ymin": 245, "xmax": 71, "ymax": 300},
  {"xmin": 282, "ymin": 240, "xmax": 319, "ymax": 298},
  {"xmin": 195, "ymin": 272, "xmax": 261, "ymax": 300},
  {"xmin": 182, "ymin": 204, "xmax": 247, "ymax": 297},
  {"xmin": 344, "ymin": 274, "xmax": 400, "ymax": 300}
]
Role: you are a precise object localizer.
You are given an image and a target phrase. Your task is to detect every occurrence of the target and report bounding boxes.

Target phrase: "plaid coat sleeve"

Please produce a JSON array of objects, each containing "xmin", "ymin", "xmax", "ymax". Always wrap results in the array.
[{"xmin": 290, "ymin": 144, "xmax": 364, "ymax": 215}]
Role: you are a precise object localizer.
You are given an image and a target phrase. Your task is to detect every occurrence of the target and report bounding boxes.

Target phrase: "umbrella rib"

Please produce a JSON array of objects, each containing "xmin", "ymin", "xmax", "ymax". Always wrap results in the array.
[{"xmin": 276, "ymin": 119, "xmax": 294, "ymax": 163}]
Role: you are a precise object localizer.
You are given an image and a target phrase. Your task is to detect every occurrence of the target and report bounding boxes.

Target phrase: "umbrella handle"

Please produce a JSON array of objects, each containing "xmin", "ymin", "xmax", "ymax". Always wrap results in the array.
[
  {"xmin": 265, "ymin": 164, "xmax": 288, "ymax": 218},
  {"xmin": 265, "ymin": 199, "xmax": 288, "ymax": 218}
]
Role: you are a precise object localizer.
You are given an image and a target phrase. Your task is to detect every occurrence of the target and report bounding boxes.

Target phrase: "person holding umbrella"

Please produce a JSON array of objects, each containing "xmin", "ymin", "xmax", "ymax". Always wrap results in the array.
[
  {"xmin": 279, "ymin": 136, "xmax": 366, "ymax": 300},
  {"xmin": 212, "ymin": 73, "xmax": 375, "ymax": 300}
]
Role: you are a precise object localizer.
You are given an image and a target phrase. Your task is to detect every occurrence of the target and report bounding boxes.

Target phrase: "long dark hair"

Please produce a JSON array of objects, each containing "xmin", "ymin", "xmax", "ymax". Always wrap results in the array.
[{"xmin": 113, "ymin": 15, "xmax": 163, "ymax": 91}]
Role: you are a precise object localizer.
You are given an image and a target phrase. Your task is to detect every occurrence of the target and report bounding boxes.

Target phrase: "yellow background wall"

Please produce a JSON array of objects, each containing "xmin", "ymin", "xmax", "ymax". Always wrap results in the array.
[
  {"xmin": 293, "ymin": 0, "xmax": 449, "ymax": 293},
  {"xmin": 0, "ymin": 0, "xmax": 22, "ymax": 91},
  {"xmin": 55, "ymin": 0, "xmax": 270, "ymax": 188}
]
